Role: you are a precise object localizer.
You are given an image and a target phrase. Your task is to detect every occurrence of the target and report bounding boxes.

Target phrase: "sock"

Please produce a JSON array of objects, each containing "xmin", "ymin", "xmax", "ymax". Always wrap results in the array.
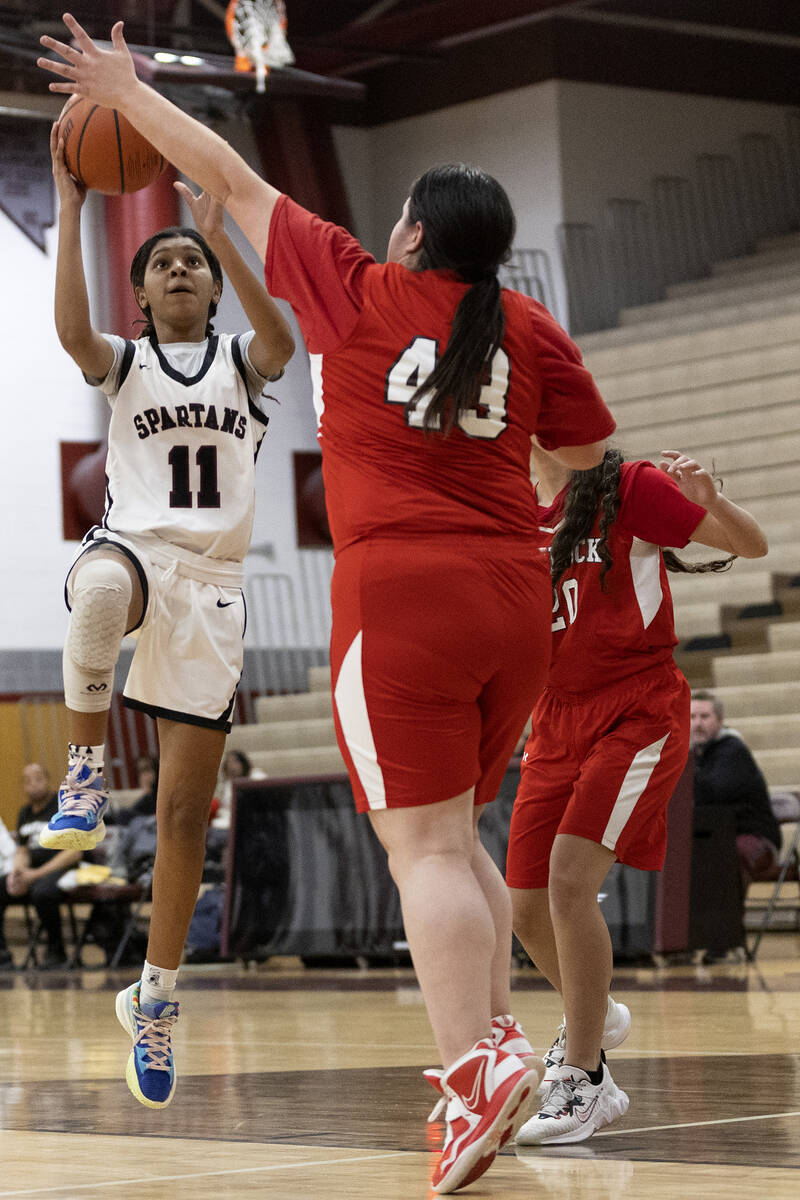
[
  {"xmin": 585, "ymin": 1061, "xmax": 604, "ymax": 1086},
  {"xmin": 68, "ymin": 743, "xmax": 105, "ymax": 773},
  {"xmin": 140, "ymin": 960, "xmax": 179, "ymax": 1013}
]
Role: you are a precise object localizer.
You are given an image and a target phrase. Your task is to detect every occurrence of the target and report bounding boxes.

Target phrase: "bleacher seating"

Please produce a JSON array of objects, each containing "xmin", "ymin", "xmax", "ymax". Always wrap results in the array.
[
  {"xmin": 227, "ymin": 672, "xmax": 344, "ymax": 776},
  {"xmin": 581, "ymin": 229, "xmax": 800, "ymax": 790}
]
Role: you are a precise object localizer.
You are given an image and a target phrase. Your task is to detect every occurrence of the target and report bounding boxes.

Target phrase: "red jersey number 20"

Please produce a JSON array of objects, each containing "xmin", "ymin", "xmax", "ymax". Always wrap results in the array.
[
  {"xmin": 552, "ymin": 578, "xmax": 578, "ymax": 632},
  {"xmin": 385, "ymin": 336, "xmax": 510, "ymax": 439}
]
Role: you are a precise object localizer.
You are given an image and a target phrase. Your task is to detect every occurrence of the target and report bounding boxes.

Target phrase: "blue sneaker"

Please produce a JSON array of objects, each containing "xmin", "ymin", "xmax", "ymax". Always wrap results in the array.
[
  {"xmin": 116, "ymin": 982, "xmax": 179, "ymax": 1109},
  {"xmin": 39, "ymin": 762, "xmax": 109, "ymax": 850}
]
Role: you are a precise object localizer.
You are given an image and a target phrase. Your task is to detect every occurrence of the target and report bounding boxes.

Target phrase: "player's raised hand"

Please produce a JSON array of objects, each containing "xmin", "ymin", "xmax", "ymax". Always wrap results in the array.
[
  {"xmin": 50, "ymin": 119, "xmax": 86, "ymax": 209},
  {"xmin": 174, "ymin": 182, "xmax": 226, "ymax": 245},
  {"xmin": 659, "ymin": 450, "xmax": 719, "ymax": 507},
  {"xmin": 37, "ymin": 14, "xmax": 141, "ymax": 111}
]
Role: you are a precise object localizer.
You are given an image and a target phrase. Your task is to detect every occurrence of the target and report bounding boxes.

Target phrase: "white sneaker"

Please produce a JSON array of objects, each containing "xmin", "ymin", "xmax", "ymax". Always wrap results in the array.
[
  {"xmin": 515, "ymin": 1058, "xmax": 629, "ymax": 1145},
  {"xmin": 540, "ymin": 996, "xmax": 631, "ymax": 1090},
  {"xmin": 601, "ymin": 997, "xmax": 631, "ymax": 1051}
]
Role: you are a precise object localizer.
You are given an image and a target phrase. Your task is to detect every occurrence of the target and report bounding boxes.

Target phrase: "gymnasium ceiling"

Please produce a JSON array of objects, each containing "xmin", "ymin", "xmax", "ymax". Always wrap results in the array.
[{"xmin": 1, "ymin": 1, "xmax": 799, "ymax": 124}]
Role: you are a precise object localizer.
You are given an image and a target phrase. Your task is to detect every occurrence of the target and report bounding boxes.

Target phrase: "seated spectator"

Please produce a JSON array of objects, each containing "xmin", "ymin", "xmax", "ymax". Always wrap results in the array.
[
  {"xmin": 212, "ymin": 750, "xmax": 266, "ymax": 831},
  {"xmin": 691, "ymin": 690, "xmax": 782, "ymax": 887},
  {"xmin": 0, "ymin": 764, "xmax": 81, "ymax": 969},
  {"xmin": 113, "ymin": 754, "xmax": 159, "ymax": 827}
]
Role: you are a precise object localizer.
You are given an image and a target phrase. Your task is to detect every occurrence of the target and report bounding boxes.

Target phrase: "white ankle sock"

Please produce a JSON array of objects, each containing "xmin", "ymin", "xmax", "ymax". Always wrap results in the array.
[
  {"xmin": 140, "ymin": 961, "xmax": 179, "ymax": 1011},
  {"xmin": 68, "ymin": 743, "xmax": 105, "ymax": 772}
]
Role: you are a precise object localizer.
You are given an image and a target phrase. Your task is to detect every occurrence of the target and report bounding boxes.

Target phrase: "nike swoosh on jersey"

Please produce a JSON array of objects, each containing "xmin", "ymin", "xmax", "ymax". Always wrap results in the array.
[{"xmin": 216, "ymin": 598, "xmax": 236, "ymax": 608}]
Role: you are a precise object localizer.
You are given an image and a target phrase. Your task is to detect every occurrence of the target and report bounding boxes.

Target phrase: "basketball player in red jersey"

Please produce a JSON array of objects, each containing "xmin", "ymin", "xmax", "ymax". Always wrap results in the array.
[
  {"xmin": 39, "ymin": 18, "xmax": 616, "ymax": 1190},
  {"xmin": 509, "ymin": 443, "xmax": 767, "ymax": 1145}
]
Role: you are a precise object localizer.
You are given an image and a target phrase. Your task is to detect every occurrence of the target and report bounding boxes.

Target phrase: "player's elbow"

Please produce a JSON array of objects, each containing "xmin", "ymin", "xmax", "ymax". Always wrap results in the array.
[
  {"xmin": 261, "ymin": 329, "xmax": 295, "ymax": 379},
  {"xmin": 738, "ymin": 530, "xmax": 769, "ymax": 559},
  {"xmin": 276, "ymin": 329, "xmax": 295, "ymax": 366}
]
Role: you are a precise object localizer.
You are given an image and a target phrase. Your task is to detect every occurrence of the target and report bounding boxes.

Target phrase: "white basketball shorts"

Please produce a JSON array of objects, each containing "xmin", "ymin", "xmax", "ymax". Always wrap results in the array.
[{"xmin": 66, "ymin": 528, "xmax": 245, "ymax": 732}]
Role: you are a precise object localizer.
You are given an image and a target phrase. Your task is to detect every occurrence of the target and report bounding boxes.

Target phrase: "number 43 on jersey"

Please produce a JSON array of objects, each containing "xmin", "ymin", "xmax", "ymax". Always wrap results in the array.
[{"xmin": 385, "ymin": 336, "xmax": 510, "ymax": 439}]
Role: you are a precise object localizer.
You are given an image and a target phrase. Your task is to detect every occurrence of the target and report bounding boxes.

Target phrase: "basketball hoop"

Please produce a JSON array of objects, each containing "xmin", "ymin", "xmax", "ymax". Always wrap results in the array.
[{"xmin": 225, "ymin": 0, "xmax": 295, "ymax": 93}]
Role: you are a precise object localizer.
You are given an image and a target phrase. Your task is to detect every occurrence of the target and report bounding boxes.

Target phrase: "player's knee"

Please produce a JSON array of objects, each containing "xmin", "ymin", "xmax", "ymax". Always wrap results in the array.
[
  {"xmin": 66, "ymin": 556, "xmax": 133, "ymax": 673},
  {"xmin": 548, "ymin": 869, "xmax": 594, "ymax": 918},
  {"xmin": 157, "ymin": 789, "xmax": 213, "ymax": 843}
]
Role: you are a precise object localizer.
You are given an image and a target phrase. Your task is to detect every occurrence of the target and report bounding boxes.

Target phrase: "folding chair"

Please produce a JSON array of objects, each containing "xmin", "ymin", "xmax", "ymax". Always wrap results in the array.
[
  {"xmin": 65, "ymin": 882, "xmax": 149, "ymax": 968},
  {"xmin": 19, "ymin": 900, "xmax": 79, "ymax": 970},
  {"xmin": 746, "ymin": 789, "xmax": 800, "ymax": 961}
]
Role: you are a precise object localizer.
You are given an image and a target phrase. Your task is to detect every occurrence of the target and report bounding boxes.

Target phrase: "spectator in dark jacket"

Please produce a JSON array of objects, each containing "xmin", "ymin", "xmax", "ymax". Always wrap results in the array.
[{"xmin": 691, "ymin": 690, "xmax": 781, "ymax": 886}]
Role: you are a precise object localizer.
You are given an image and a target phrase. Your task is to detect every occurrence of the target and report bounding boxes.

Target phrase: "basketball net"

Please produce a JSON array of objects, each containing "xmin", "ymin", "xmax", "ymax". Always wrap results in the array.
[{"xmin": 225, "ymin": 0, "xmax": 295, "ymax": 93}]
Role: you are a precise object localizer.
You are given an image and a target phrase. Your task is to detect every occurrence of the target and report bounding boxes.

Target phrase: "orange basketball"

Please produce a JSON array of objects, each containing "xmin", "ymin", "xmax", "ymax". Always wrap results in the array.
[{"xmin": 59, "ymin": 95, "xmax": 167, "ymax": 195}]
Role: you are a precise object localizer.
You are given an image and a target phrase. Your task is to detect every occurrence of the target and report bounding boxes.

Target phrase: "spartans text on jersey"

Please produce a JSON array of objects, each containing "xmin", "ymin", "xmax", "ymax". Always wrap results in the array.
[{"xmin": 132, "ymin": 403, "xmax": 248, "ymax": 440}]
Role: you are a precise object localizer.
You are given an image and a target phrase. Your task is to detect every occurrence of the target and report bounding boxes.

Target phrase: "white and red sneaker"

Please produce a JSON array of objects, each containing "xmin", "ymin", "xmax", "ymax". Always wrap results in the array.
[
  {"xmin": 431, "ymin": 1038, "xmax": 538, "ymax": 1194},
  {"xmin": 424, "ymin": 1016, "xmax": 544, "ymax": 1129},
  {"xmin": 491, "ymin": 1013, "xmax": 539, "ymax": 1064}
]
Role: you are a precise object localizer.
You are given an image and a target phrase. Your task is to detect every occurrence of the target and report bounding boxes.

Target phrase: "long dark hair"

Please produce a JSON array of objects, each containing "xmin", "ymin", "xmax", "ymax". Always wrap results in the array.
[
  {"xmin": 550, "ymin": 448, "xmax": 735, "ymax": 591},
  {"xmin": 406, "ymin": 164, "xmax": 515, "ymax": 434},
  {"xmin": 129, "ymin": 227, "xmax": 223, "ymax": 341}
]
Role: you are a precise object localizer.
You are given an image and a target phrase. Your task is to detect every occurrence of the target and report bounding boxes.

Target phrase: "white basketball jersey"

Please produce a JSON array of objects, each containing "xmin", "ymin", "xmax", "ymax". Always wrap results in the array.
[{"xmin": 95, "ymin": 333, "xmax": 271, "ymax": 561}]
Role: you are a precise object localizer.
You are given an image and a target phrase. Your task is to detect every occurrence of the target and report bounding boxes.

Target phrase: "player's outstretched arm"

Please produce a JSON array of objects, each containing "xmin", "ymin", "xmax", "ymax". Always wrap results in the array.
[
  {"xmin": 659, "ymin": 450, "xmax": 768, "ymax": 558},
  {"xmin": 38, "ymin": 13, "xmax": 278, "ymax": 263},
  {"xmin": 175, "ymin": 183, "xmax": 294, "ymax": 378},
  {"xmin": 51, "ymin": 120, "xmax": 114, "ymax": 379}
]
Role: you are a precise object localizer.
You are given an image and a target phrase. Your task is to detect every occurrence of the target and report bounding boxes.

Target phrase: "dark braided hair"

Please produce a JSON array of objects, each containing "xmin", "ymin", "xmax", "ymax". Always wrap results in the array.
[
  {"xmin": 550, "ymin": 448, "xmax": 735, "ymax": 592},
  {"xmin": 129, "ymin": 227, "xmax": 223, "ymax": 341},
  {"xmin": 405, "ymin": 164, "xmax": 515, "ymax": 434}
]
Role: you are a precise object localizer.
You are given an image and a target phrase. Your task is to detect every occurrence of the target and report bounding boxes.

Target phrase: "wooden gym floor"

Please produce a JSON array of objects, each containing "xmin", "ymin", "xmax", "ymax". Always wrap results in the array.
[{"xmin": 1, "ymin": 936, "xmax": 799, "ymax": 1199}]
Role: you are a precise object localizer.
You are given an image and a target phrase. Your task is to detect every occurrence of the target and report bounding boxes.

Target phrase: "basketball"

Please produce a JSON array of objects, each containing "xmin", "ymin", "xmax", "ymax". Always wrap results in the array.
[{"xmin": 59, "ymin": 95, "xmax": 167, "ymax": 195}]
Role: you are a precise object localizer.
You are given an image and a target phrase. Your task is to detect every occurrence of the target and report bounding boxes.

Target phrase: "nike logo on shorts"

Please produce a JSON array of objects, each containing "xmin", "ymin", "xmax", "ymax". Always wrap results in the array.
[{"xmin": 216, "ymin": 598, "xmax": 236, "ymax": 608}]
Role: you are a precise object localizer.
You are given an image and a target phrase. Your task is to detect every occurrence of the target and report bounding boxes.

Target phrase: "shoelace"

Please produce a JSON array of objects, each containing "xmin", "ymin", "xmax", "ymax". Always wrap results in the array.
[
  {"xmin": 59, "ymin": 764, "xmax": 106, "ymax": 816},
  {"xmin": 544, "ymin": 1021, "xmax": 567, "ymax": 1069},
  {"xmin": 58, "ymin": 791, "xmax": 106, "ymax": 817},
  {"xmin": 538, "ymin": 1076, "xmax": 582, "ymax": 1118},
  {"xmin": 133, "ymin": 1010, "xmax": 179, "ymax": 1072},
  {"xmin": 423, "ymin": 1069, "xmax": 447, "ymax": 1122}
]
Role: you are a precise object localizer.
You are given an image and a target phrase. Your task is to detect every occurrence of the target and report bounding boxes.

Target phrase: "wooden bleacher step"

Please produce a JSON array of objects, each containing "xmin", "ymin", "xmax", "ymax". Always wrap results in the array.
[
  {"xmin": 227, "ymin": 717, "xmax": 337, "ymax": 754},
  {"xmin": 308, "ymin": 665, "xmax": 332, "ymax": 692},
  {"xmin": 245, "ymin": 745, "xmax": 345, "ymax": 777},
  {"xmin": 255, "ymin": 690, "xmax": 333, "ymax": 723}
]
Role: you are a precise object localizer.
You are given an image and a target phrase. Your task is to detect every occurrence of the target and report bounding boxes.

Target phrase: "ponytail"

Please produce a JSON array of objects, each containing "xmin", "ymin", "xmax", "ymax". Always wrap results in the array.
[
  {"xmin": 405, "ymin": 164, "xmax": 515, "ymax": 434},
  {"xmin": 414, "ymin": 276, "xmax": 505, "ymax": 433}
]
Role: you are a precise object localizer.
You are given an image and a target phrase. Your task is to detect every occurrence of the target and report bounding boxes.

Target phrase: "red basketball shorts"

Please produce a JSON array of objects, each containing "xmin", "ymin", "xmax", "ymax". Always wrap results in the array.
[
  {"xmin": 329, "ymin": 537, "xmax": 553, "ymax": 813},
  {"xmin": 506, "ymin": 663, "xmax": 690, "ymax": 888}
]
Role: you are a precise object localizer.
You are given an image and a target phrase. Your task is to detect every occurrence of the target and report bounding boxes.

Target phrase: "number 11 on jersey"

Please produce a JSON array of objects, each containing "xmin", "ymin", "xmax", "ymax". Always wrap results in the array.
[{"xmin": 168, "ymin": 444, "xmax": 221, "ymax": 509}]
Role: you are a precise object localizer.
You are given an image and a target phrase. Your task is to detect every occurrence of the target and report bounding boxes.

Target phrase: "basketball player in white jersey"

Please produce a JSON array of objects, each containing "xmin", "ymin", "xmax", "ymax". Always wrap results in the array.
[{"xmin": 40, "ymin": 121, "xmax": 294, "ymax": 1108}]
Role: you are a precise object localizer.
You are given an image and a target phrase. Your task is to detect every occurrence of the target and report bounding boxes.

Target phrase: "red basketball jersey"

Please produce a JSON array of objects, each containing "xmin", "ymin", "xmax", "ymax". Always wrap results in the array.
[
  {"xmin": 265, "ymin": 196, "xmax": 615, "ymax": 553},
  {"xmin": 540, "ymin": 460, "xmax": 706, "ymax": 692}
]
